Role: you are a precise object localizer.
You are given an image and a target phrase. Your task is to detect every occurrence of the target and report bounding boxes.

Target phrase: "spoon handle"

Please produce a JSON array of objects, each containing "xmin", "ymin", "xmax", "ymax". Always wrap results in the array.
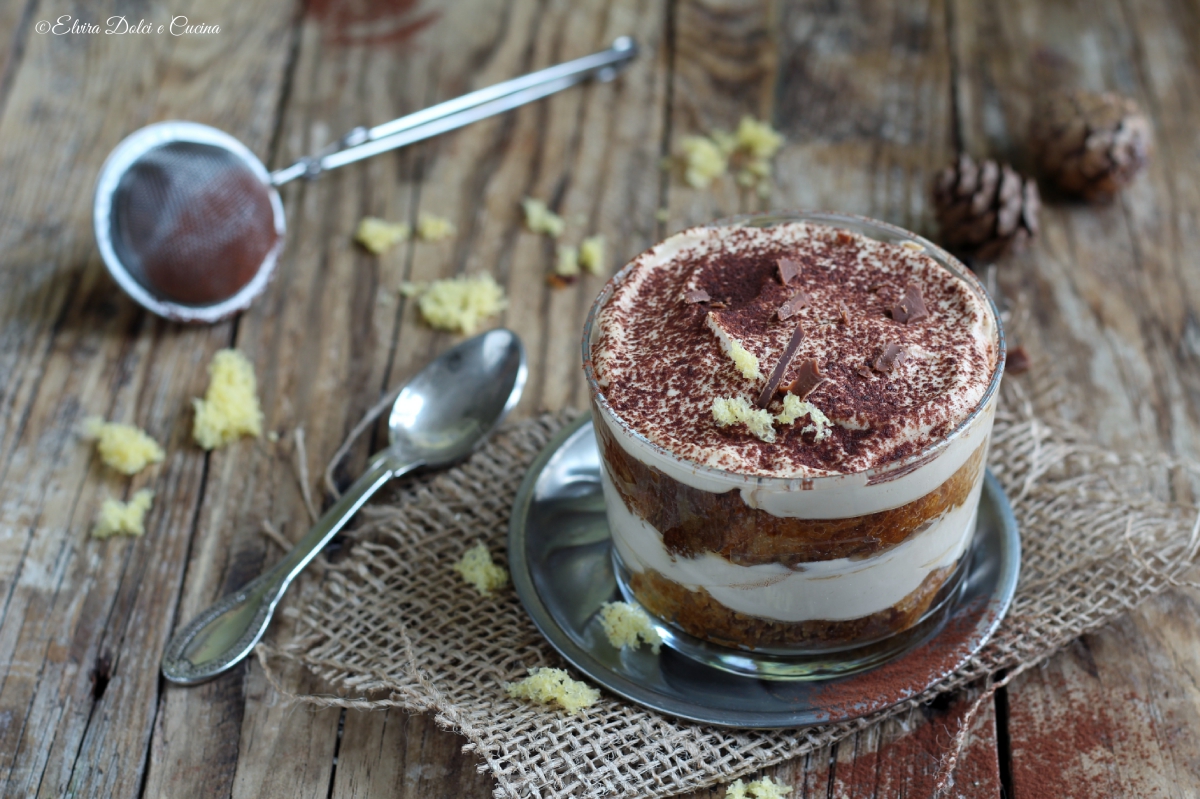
[{"xmin": 161, "ymin": 451, "xmax": 419, "ymax": 684}]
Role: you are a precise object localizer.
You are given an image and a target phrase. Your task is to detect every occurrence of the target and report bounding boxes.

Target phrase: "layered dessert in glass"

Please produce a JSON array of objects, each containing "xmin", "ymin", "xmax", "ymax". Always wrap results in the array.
[{"xmin": 581, "ymin": 212, "xmax": 1004, "ymax": 678}]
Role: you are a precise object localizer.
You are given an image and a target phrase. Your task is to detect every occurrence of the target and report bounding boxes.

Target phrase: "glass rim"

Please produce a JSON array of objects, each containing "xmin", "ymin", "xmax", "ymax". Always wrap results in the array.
[{"xmin": 580, "ymin": 210, "xmax": 1006, "ymax": 487}]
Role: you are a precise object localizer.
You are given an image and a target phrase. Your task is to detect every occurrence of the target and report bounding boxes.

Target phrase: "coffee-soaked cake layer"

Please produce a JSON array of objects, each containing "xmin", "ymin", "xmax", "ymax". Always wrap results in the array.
[
  {"xmin": 598, "ymin": 413, "xmax": 986, "ymax": 565},
  {"xmin": 629, "ymin": 563, "xmax": 958, "ymax": 650},
  {"xmin": 591, "ymin": 222, "xmax": 997, "ymax": 476}
]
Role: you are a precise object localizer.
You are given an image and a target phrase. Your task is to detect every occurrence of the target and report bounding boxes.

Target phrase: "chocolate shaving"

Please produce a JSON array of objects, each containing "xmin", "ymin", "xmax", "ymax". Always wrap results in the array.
[
  {"xmin": 872, "ymin": 343, "xmax": 908, "ymax": 373},
  {"xmin": 1007, "ymin": 345, "xmax": 1031, "ymax": 374},
  {"xmin": 756, "ymin": 321, "xmax": 805, "ymax": 408},
  {"xmin": 857, "ymin": 366, "xmax": 874, "ymax": 379},
  {"xmin": 891, "ymin": 284, "xmax": 930, "ymax": 324},
  {"xmin": 684, "ymin": 288, "xmax": 711, "ymax": 304},
  {"xmin": 777, "ymin": 257, "xmax": 801, "ymax": 285},
  {"xmin": 782, "ymin": 358, "xmax": 827, "ymax": 400},
  {"xmin": 839, "ymin": 300, "xmax": 851, "ymax": 325},
  {"xmin": 776, "ymin": 289, "xmax": 810, "ymax": 321},
  {"xmin": 709, "ymin": 300, "xmax": 727, "ymax": 309}
]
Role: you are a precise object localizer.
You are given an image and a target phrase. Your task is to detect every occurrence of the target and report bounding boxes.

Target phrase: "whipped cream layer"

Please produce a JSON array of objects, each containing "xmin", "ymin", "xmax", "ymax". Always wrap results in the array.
[
  {"xmin": 604, "ymin": 466, "xmax": 982, "ymax": 623},
  {"xmin": 591, "ymin": 221, "xmax": 999, "ymax": 477}
]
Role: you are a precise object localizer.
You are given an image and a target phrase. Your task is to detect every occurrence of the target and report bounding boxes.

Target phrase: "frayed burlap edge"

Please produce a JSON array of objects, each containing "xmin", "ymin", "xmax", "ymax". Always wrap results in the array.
[{"xmin": 257, "ymin": 379, "xmax": 1200, "ymax": 799}]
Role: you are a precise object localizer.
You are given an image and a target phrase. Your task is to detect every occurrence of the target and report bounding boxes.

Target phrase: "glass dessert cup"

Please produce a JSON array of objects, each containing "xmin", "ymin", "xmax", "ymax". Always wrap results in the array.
[{"xmin": 582, "ymin": 211, "xmax": 1005, "ymax": 680}]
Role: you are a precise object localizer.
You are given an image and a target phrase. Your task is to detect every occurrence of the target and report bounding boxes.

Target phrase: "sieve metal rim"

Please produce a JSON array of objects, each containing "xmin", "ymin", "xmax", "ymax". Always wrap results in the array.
[{"xmin": 93, "ymin": 121, "xmax": 286, "ymax": 324}]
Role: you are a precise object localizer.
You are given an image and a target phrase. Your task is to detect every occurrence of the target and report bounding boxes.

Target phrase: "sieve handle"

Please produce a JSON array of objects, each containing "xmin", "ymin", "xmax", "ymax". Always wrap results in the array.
[{"xmin": 270, "ymin": 36, "xmax": 638, "ymax": 186}]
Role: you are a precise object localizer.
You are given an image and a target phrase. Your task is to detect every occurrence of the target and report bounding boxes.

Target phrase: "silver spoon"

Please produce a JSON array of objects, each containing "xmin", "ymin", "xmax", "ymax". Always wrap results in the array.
[{"xmin": 161, "ymin": 329, "xmax": 527, "ymax": 684}]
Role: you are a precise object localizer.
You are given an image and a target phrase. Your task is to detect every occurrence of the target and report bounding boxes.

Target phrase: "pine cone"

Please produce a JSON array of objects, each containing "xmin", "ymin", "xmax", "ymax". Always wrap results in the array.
[
  {"xmin": 933, "ymin": 154, "xmax": 1040, "ymax": 262},
  {"xmin": 1032, "ymin": 90, "xmax": 1152, "ymax": 201}
]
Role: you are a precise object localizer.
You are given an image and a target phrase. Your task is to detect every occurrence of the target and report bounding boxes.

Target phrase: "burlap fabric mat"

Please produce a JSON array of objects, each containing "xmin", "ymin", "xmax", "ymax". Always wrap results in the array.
[{"xmin": 259, "ymin": 381, "xmax": 1200, "ymax": 799}]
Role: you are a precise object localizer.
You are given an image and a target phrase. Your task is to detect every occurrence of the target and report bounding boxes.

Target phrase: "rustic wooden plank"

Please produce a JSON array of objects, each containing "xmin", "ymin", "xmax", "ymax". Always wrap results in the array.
[
  {"xmin": 946, "ymin": 0, "xmax": 1200, "ymax": 793},
  {"xmin": 0, "ymin": 1, "xmax": 295, "ymax": 796}
]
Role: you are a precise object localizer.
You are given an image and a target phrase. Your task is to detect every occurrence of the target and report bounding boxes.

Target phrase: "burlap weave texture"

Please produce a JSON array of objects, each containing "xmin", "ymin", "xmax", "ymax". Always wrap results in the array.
[{"xmin": 261, "ymin": 383, "xmax": 1200, "ymax": 799}]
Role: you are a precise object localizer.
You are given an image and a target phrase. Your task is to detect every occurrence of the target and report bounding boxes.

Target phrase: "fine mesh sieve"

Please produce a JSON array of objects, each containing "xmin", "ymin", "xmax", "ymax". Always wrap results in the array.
[{"xmin": 93, "ymin": 37, "xmax": 638, "ymax": 324}]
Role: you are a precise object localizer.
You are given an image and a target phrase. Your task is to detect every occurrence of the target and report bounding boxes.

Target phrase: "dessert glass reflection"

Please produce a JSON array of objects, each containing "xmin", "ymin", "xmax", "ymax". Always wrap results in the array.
[{"xmin": 582, "ymin": 212, "xmax": 1004, "ymax": 679}]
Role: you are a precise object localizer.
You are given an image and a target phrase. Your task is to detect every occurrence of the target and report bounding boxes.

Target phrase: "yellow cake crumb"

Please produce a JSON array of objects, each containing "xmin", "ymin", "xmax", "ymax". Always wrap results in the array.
[
  {"xmin": 521, "ymin": 198, "xmax": 565, "ymax": 238},
  {"xmin": 706, "ymin": 315, "xmax": 761, "ymax": 380},
  {"xmin": 192, "ymin": 349, "xmax": 264, "ymax": 450},
  {"xmin": 555, "ymin": 244, "xmax": 580, "ymax": 277},
  {"xmin": 505, "ymin": 667, "xmax": 600, "ymax": 714},
  {"xmin": 680, "ymin": 135, "xmax": 727, "ymax": 188},
  {"xmin": 598, "ymin": 602, "xmax": 662, "ymax": 654},
  {"xmin": 356, "ymin": 217, "xmax": 410, "ymax": 254},
  {"xmin": 775, "ymin": 394, "xmax": 833, "ymax": 441},
  {"xmin": 734, "ymin": 116, "xmax": 785, "ymax": 160},
  {"xmin": 416, "ymin": 212, "xmax": 456, "ymax": 241},
  {"xmin": 92, "ymin": 489, "xmax": 154, "ymax": 539},
  {"xmin": 82, "ymin": 417, "xmax": 164, "ymax": 476},
  {"xmin": 454, "ymin": 542, "xmax": 509, "ymax": 596},
  {"xmin": 412, "ymin": 273, "xmax": 507, "ymax": 334},
  {"xmin": 579, "ymin": 235, "xmax": 606, "ymax": 275},
  {"xmin": 724, "ymin": 776, "xmax": 792, "ymax": 799},
  {"xmin": 712, "ymin": 397, "xmax": 775, "ymax": 443}
]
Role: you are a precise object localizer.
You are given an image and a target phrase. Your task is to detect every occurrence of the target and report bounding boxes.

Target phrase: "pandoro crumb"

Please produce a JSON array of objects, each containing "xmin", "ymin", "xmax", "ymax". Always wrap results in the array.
[
  {"xmin": 417, "ymin": 212, "xmax": 456, "ymax": 242},
  {"xmin": 192, "ymin": 350, "xmax": 263, "ymax": 450},
  {"xmin": 356, "ymin": 217, "xmax": 410, "ymax": 254},
  {"xmin": 598, "ymin": 602, "xmax": 662, "ymax": 653},
  {"xmin": 775, "ymin": 394, "xmax": 833, "ymax": 441},
  {"xmin": 505, "ymin": 667, "xmax": 599, "ymax": 714},
  {"xmin": 579, "ymin": 235, "xmax": 606, "ymax": 274},
  {"xmin": 712, "ymin": 396, "xmax": 775, "ymax": 443},
  {"xmin": 680, "ymin": 135, "xmax": 727, "ymax": 188},
  {"xmin": 707, "ymin": 315, "xmax": 762, "ymax": 380},
  {"xmin": 521, "ymin": 198, "xmax": 565, "ymax": 238},
  {"xmin": 410, "ymin": 273, "xmax": 507, "ymax": 334},
  {"xmin": 555, "ymin": 244, "xmax": 580, "ymax": 277},
  {"xmin": 724, "ymin": 776, "xmax": 793, "ymax": 799},
  {"xmin": 454, "ymin": 542, "xmax": 509, "ymax": 596},
  {"xmin": 82, "ymin": 417, "xmax": 164, "ymax": 475},
  {"xmin": 92, "ymin": 489, "xmax": 155, "ymax": 539}
]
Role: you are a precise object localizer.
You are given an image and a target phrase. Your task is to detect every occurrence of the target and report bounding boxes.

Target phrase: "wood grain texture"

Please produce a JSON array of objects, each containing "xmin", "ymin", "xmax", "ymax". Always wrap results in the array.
[
  {"xmin": 0, "ymin": 0, "xmax": 1198, "ymax": 796},
  {"xmin": 946, "ymin": 0, "xmax": 1200, "ymax": 794}
]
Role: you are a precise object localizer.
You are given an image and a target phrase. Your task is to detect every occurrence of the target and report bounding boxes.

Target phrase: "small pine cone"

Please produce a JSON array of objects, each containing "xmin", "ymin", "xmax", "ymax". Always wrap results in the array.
[
  {"xmin": 1032, "ymin": 90, "xmax": 1152, "ymax": 201},
  {"xmin": 933, "ymin": 154, "xmax": 1040, "ymax": 262}
]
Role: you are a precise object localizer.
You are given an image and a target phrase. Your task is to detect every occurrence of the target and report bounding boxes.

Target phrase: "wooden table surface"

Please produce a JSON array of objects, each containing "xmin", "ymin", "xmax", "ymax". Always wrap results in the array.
[{"xmin": 2, "ymin": 0, "xmax": 1199, "ymax": 796}]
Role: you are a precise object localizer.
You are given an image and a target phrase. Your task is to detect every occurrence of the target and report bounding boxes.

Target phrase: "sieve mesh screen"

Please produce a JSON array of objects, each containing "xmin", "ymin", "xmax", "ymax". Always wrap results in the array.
[{"xmin": 112, "ymin": 142, "xmax": 278, "ymax": 307}]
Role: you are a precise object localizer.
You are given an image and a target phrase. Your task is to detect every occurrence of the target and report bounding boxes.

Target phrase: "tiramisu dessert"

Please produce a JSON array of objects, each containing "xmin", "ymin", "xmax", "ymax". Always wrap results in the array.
[{"xmin": 583, "ymin": 213, "xmax": 1003, "ymax": 674}]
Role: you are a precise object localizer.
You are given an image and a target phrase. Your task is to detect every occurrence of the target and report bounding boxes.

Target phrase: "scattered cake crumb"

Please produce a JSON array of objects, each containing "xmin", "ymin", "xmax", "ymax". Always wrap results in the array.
[
  {"xmin": 678, "ymin": 117, "xmax": 783, "ymax": 192},
  {"xmin": 775, "ymin": 394, "xmax": 833, "ymax": 441},
  {"xmin": 454, "ymin": 542, "xmax": 509, "ymax": 596},
  {"xmin": 724, "ymin": 776, "xmax": 792, "ymax": 799},
  {"xmin": 408, "ymin": 274, "xmax": 507, "ymax": 334},
  {"xmin": 356, "ymin": 217, "xmax": 410, "ymax": 254},
  {"xmin": 92, "ymin": 489, "xmax": 154, "ymax": 539},
  {"xmin": 505, "ymin": 667, "xmax": 600, "ymax": 714},
  {"xmin": 579, "ymin": 235, "xmax": 606, "ymax": 274},
  {"xmin": 680, "ymin": 135, "xmax": 727, "ymax": 188},
  {"xmin": 417, "ymin": 212, "xmax": 456, "ymax": 241},
  {"xmin": 82, "ymin": 417, "xmax": 164, "ymax": 476},
  {"xmin": 555, "ymin": 244, "xmax": 580, "ymax": 277},
  {"xmin": 712, "ymin": 397, "xmax": 775, "ymax": 443},
  {"xmin": 521, "ymin": 198, "xmax": 565, "ymax": 238},
  {"xmin": 707, "ymin": 315, "xmax": 761, "ymax": 380},
  {"xmin": 598, "ymin": 602, "xmax": 662, "ymax": 653},
  {"xmin": 192, "ymin": 350, "xmax": 263, "ymax": 450}
]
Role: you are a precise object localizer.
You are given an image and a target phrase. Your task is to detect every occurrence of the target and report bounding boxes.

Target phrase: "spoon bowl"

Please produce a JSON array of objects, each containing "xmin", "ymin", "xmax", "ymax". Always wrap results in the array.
[
  {"xmin": 389, "ymin": 329, "xmax": 526, "ymax": 467},
  {"xmin": 161, "ymin": 329, "xmax": 526, "ymax": 684}
]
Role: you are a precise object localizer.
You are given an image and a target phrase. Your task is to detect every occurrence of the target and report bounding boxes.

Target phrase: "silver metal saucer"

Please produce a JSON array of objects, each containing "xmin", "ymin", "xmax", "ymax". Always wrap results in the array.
[{"xmin": 508, "ymin": 415, "xmax": 1021, "ymax": 729}]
